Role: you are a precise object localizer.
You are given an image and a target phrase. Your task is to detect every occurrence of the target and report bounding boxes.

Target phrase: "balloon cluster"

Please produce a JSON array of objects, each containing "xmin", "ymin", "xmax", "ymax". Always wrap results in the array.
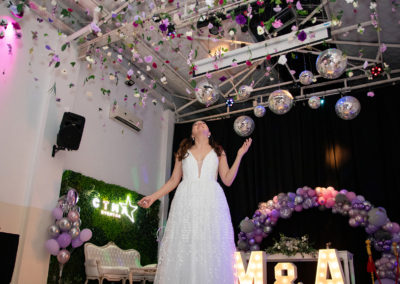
[
  {"xmin": 45, "ymin": 188, "xmax": 92, "ymax": 267},
  {"xmin": 237, "ymin": 186, "xmax": 400, "ymax": 281},
  {"xmin": 375, "ymin": 253, "xmax": 399, "ymax": 281}
]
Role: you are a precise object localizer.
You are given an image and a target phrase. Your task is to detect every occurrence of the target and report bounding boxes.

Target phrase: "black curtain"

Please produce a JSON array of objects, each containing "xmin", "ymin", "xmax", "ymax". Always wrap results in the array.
[{"xmin": 171, "ymin": 85, "xmax": 400, "ymax": 283}]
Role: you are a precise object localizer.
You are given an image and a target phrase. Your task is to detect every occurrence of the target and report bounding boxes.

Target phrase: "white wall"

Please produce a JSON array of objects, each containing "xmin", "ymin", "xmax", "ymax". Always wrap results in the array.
[{"xmin": 0, "ymin": 5, "xmax": 174, "ymax": 283}]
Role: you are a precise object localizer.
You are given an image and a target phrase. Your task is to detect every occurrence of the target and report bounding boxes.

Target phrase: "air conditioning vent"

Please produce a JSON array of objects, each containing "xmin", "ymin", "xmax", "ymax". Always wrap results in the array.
[{"xmin": 109, "ymin": 103, "xmax": 143, "ymax": 132}]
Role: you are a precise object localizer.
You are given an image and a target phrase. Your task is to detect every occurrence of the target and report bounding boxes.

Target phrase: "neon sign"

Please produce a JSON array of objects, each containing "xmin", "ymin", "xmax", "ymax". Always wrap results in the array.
[{"xmin": 92, "ymin": 195, "xmax": 138, "ymax": 223}]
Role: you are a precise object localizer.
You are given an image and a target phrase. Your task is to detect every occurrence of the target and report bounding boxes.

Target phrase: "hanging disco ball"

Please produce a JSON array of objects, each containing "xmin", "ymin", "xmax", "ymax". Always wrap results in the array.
[
  {"xmin": 308, "ymin": 96, "xmax": 321, "ymax": 109},
  {"xmin": 299, "ymin": 70, "xmax": 314, "ymax": 85},
  {"xmin": 233, "ymin": 116, "xmax": 255, "ymax": 137},
  {"xmin": 268, "ymin": 89, "xmax": 294, "ymax": 115},
  {"xmin": 316, "ymin": 48, "xmax": 347, "ymax": 79},
  {"xmin": 237, "ymin": 85, "xmax": 253, "ymax": 100},
  {"xmin": 195, "ymin": 80, "xmax": 219, "ymax": 107},
  {"xmin": 254, "ymin": 105, "xmax": 266, "ymax": 117},
  {"xmin": 335, "ymin": 96, "xmax": 361, "ymax": 120}
]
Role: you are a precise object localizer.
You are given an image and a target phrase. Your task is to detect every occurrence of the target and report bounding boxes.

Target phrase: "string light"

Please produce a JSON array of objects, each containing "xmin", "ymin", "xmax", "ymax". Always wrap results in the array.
[{"xmin": 226, "ymin": 98, "xmax": 234, "ymax": 107}]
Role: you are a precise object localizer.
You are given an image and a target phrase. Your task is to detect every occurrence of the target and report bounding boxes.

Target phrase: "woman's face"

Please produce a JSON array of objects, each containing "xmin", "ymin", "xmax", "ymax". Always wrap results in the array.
[{"xmin": 192, "ymin": 121, "xmax": 210, "ymax": 138}]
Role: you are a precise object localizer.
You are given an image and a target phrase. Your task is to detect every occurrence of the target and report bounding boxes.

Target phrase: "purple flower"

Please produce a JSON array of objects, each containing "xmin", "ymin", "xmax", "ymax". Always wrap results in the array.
[
  {"xmin": 159, "ymin": 23, "xmax": 167, "ymax": 32},
  {"xmin": 219, "ymin": 76, "xmax": 227, "ymax": 82},
  {"xmin": 236, "ymin": 14, "xmax": 247, "ymax": 26},
  {"xmin": 45, "ymin": 45, "xmax": 52, "ymax": 50},
  {"xmin": 297, "ymin": 30, "xmax": 307, "ymax": 41}
]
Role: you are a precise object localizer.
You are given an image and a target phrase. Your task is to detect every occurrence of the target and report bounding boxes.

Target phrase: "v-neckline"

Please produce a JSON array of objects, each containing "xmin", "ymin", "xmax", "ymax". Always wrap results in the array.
[{"xmin": 188, "ymin": 148, "xmax": 214, "ymax": 163}]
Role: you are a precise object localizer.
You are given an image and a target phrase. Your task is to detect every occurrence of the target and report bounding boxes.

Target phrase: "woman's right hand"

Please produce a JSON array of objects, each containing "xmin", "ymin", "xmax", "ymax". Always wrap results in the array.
[{"xmin": 138, "ymin": 195, "xmax": 156, "ymax": 209}]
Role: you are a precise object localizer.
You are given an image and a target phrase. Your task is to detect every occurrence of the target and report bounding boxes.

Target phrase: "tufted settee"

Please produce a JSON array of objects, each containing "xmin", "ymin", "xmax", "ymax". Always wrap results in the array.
[{"xmin": 84, "ymin": 241, "xmax": 156, "ymax": 284}]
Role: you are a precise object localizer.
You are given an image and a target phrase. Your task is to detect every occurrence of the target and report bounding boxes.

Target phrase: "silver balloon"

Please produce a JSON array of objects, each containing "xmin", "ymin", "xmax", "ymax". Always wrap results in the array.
[
  {"xmin": 233, "ymin": 116, "xmax": 255, "ymax": 137},
  {"xmin": 308, "ymin": 96, "xmax": 321, "ymax": 109},
  {"xmin": 48, "ymin": 225, "xmax": 60, "ymax": 238},
  {"xmin": 72, "ymin": 219, "xmax": 81, "ymax": 228},
  {"xmin": 57, "ymin": 249, "xmax": 71, "ymax": 264},
  {"xmin": 253, "ymin": 105, "xmax": 266, "ymax": 118},
  {"xmin": 237, "ymin": 85, "xmax": 253, "ymax": 100},
  {"xmin": 69, "ymin": 227, "xmax": 80, "ymax": 239},
  {"xmin": 195, "ymin": 80, "xmax": 219, "ymax": 107},
  {"xmin": 67, "ymin": 188, "xmax": 79, "ymax": 205},
  {"xmin": 299, "ymin": 70, "xmax": 314, "ymax": 85},
  {"xmin": 58, "ymin": 218, "xmax": 72, "ymax": 232},
  {"xmin": 316, "ymin": 48, "xmax": 347, "ymax": 79},
  {"xmin": 268, "ymin": 89, "xmax": 294, "ymax": 115},
  {"xmin": 335, "ymin": 96, "xmax": 361, "ymax": 120}
]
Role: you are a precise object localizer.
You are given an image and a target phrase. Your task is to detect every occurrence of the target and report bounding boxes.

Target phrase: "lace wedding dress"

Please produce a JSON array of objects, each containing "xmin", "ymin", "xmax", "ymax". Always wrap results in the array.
[{"xmin": 154, "ymin": 149, "xmax": 236, "ymax": 284}]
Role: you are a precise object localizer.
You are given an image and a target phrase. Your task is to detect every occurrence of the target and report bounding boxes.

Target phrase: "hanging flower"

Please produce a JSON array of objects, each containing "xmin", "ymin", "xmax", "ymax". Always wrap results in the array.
[
  {"xmin": 236, "ymin": 14, "xmax": 247, "ymax": 25},
  {"xmin": 367, "ymin": 91, "xmax": 375, "ymax": 97},
  {"xmin": 272, "ymin": 19, "xmax": 283, "ymax": 29},
  {"xmin": 273, "ymin": 5, "xmax": 282, "ymax": 12},
  {"xmin": 159, "ymin": 23, "xmax": 167, "ymax": 32},
  {"xmin": 257, "ymin": 26, "xmax": 264, "ymax": 35},
  {"xmin": 297, "ymin": 30, "xmax": 307, "ymax": 41}
]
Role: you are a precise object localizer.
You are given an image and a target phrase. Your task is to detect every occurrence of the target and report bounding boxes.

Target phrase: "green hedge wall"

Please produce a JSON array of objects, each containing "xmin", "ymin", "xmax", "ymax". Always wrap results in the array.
[{"xmin": 47, "ymin": 170, "xmax": 160, "ymax": 284}]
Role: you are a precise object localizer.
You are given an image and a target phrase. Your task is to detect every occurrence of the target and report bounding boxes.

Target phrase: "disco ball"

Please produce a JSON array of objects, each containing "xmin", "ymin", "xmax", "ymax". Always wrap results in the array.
[
  {"xmin": 308, "ymin": 96, "xmax": 321, "ymax": 109},
  {"xmin": 237, "ymin": 85, "xmax": 253, "ymax": 100},
  {"xmin": 316, "ymin": 48, "xmax": 347, "ymax": 79},
  {"xmin": 268, "ymin": 90, "xmax": 294, "ymax": 115},
  {"xmin": 254, "ymin": 105, "xmax": 266, "ymax": 117},
  {"xmin": 233, "ymin": 116, "xmax": 255, "ymax": 137},
  {"xmin": 335, "ymin": 96, "xmax": 361, "ymax": 120},
  {"xmin": 195, "ymin": 80, "xmax": 219, "ymax": 107},
  {"xmin": 299, "ymin": 70, "xmax": 314, "ymax": 85}
]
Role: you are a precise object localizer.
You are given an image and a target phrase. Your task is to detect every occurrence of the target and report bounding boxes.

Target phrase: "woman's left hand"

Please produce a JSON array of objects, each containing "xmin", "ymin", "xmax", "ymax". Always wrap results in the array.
[{"xmin": 237, "ymin": 138, "xmax": 252, "ymax": 157}]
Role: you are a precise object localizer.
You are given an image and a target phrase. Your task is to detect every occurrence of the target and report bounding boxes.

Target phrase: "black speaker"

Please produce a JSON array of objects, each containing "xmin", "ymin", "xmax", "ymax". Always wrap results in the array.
[{"xmin": 52, "ymin": 112, "xmax": 85, "ymax": 157}]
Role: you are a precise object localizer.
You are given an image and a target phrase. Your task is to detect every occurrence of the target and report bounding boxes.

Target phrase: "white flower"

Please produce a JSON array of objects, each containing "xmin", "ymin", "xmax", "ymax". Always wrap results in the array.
[
  {"xmin": 229, "ymin": 30, "xmax": 235, "ymax": 37},
  {"xmin": 103, "ymin": 46, "xmax": 109, "ymax": 50},
  {"xmin": 353, "ymin": 1, "xmax": 358, "ymax": 8},
  {"xmin": 140, "ymin": 75, "xmax": 145, "ymax": 81},
  {"xmin": 257, "ymin": 26, "xmax": 265, "ymax": 35},
  {"xmin": 345, "ymin": 0, "xmax": 354, "ymax": 3},
  {"xmin": 160, "ymin": 76, "xmax": 167, "ymax": 84},
  {"xmin": 311, "ymin": 17, "xmax": 317, "ymax": 24},
  {"xmin": 109, "ymin": 74, "xmax": 115, "ymax": 80},
  {"xmin": 86, "ymin": 56, "xmax": 95, "ymax": 64},
  {"xmin": 278, "ymin": 55, "xmax": 287, "ymax": 65},
  {"xmin": 51, "ymin": 0, "xmax": 57, "ymax": 6},
  {"xmin": 117, "ymin": 54, "xmax": 123, "ymax": 61},
  {"xmin": 357, "ymin": 25, "xmax": 365, "ymax": 34},
  {"xmin": 370, "ymin": 2, "xmax": 377, "ymax": 10},
  {"xmin": 186, "ymin": 31, "xmax": 193, "ymax": 37},
  {"xmin": 94, "ymin": 6, "xmax": 101, "ymax": 13}
]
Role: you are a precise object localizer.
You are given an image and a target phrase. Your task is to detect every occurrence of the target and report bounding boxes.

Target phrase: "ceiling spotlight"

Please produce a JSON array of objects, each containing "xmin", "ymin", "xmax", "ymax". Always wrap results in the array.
[
  {"xmin": 371, "ymin": 64, "xmax": 383, "ymax": 77},
  {"xmin": 226, "ymin": 97, "xmax": 234, "ymax": 107}
]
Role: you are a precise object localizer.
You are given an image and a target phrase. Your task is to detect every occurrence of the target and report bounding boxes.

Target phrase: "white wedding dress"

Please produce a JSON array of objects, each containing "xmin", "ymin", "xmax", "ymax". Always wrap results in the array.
[{"xmin": 154, "ymin": 149, "xmax": 236, "ymax": 284}]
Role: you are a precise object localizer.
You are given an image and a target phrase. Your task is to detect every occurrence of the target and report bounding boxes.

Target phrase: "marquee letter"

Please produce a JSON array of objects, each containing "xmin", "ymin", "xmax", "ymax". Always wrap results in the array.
[
  {"xmin": 234, "ymin": 251, "xmax": 266, "ymax": 284},
  {"xmin": 274, "ymin": 262, "xmax": 297, "ymax": 284},
  {"xmin": 103, "ymin": 200, "xmax": 110, "ymax": 210},
  {"xmin": 111, "ymin": 203, "xmax": 120, "ymax": 213},
  {"xmin": 92, "ymin": 197, "xmax": 100, "ymax": 208},
  {"xmin": 315, "ymin": 249, "xmax": 345, "ymax": 284}
]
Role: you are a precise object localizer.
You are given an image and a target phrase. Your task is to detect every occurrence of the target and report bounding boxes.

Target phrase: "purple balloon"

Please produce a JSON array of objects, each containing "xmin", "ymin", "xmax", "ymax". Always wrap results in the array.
[
  {"xmin": 80, "ymin": 228, "xmax": 92, "ymax": 242},
  {"xmin": 45, "ymin": 239, "xmax": 60, "ymax": 256},
  {"xmin": 248, "ymin": 238, "xmax": 255, "ymax": 245},
  {"xmin": 57, "ymin": 232, "xmax": 72, "ymax": 248},
  {"xmin": 375, "ymin": 279, "xmax": 395, "ymax": 284},
  {"xmin": 67, "ymin": 188, "xmax": 79, "ymax": 205},
  {"xmin": 254, "ymin": 235, "xmax": 263, "ymax": 243},
  {"xmin": 71, "ymin": 237, "xmax": 83, "ymax": 248},
  {"xmin": 52, "ymin": 207, "xmax": 63, "ymax": 220}
]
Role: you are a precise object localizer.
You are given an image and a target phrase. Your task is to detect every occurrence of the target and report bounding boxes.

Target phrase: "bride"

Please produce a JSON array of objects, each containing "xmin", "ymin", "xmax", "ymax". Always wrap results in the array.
[{"xmin": 138, "ymin": 120, "xmax": 252, "ymax": 284}]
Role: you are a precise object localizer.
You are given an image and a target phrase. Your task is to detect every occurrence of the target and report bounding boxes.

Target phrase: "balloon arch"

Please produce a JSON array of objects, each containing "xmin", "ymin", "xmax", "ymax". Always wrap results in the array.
[{"xmin": 237, "ymin": 186, "xmax": 400, "ymax": 281}]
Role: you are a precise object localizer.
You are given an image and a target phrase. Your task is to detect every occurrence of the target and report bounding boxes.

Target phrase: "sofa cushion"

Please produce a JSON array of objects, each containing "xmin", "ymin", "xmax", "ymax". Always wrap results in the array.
[{"xmin": 100, "ymin": 266, "xmax": 129, "ymax": 275}]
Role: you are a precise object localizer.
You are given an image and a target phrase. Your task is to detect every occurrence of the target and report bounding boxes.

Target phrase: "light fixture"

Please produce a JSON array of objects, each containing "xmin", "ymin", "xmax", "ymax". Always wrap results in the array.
[
  {"xmin": 226, "ymin": 97, "xmax": 234, "ymax": 107},
  {"xmin": 371, "ymin": 64, "xmax": 382, "ymax": 77}
]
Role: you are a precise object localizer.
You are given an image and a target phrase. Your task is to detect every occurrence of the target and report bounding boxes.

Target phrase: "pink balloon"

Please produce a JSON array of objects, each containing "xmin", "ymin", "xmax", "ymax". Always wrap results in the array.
[
  {"xmin": 254, "ymin": 235, "xmax": 263, "ymax": 243},
  {"xmin": 52, "ymin": 207, "xmax": 63, "ymax": 220},
  {"xmin": 80, "ymin": 228, "xmax": 92, "ymax": 242},
  {"xmin": 346, "ymin": 192, "xmax": 356, "ymax": 201},
  {"xmin": 273, "ymin": 196, "xmax": 278, "ymax": 203},
  {"xmin": 326, "ymin": 198, "xmax": 335, "ymax": 208},
  {"xmin": 294, "ymin": 205, "xmax": 303, "ymax": 212},
  {"xmin": 45, "ymin": 239, "xmax": 60, "ymax": 256},
  {"xmin": 318, "ymin": 197, "xmax": 326, "ymax": 205},
  {"xmin": 307, "ymin": 189, "xmax": 316, "ymax": 197},
  {"xmin": 391, "ymin": 222, "xmax": 400, "ymax": 233}
]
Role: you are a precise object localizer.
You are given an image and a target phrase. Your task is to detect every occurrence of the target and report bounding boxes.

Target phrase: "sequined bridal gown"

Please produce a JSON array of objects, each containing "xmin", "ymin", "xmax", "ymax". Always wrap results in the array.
[{"xmin": 154, "ymin": 149, "xmax": 236, "ymax": 284}]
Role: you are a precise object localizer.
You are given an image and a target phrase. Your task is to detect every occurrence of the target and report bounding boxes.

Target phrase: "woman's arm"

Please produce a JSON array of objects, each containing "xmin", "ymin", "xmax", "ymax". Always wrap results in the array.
[
  {"xmin": 218, "ymin": 138, "xmax": 252, "ymax": 187},
  {"xmin": 138, "ymin": 156, "xmax": 183, "ymax": 208}
]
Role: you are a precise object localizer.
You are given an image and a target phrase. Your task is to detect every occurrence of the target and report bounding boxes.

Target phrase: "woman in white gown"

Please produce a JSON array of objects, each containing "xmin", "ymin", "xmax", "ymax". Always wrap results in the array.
[{"xmin": 138, "ymin": 120, "xmax": 252, "ymax": 284}]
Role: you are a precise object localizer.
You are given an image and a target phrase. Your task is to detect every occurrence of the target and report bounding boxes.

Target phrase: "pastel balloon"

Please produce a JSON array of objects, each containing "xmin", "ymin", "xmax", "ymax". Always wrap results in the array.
[
  {"xmin": 80, "ymin": 228, "xmax": 93, "ymax": 242},
  {"xmin": 52, "ymin": 207, "xmax": 63, "ymax": 220},
  {"xmin": 45, "ymin": 239, "xmax": 60, "ymax": 256}
]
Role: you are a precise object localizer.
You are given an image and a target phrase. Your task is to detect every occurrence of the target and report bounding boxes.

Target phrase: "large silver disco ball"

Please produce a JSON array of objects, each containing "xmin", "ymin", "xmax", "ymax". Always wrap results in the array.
[
  {"xmin": 254, "ymin": 105, "xmax": 266, "ymax": 117},
  {"xmin": 316, "ymin": 48, "xmax": 347, "ymax": 79},
  {"xmin": 233, "ymin": 116, "xmax": 255, "ymax": 137},
  {"xmin": 268, "ymin": 89, "xmax": 294, "ymax": 115},
  {"xmin": 237, "ymin": 85, "xmax": 253, "ymax": 100},
  {"xmin": 308, "ymin": 96, "xmax": 321, "ymax": 109},
  {"xmin": 195, "ymin": 80, "xmax": 219, "ymax": 107},
  {"xmin": 299, "ymin": 70, "xmax": 314, "ymax": 85},
  {"xmin": 335, "ymin": 96, "xmax": 361, "ymax": 120}
]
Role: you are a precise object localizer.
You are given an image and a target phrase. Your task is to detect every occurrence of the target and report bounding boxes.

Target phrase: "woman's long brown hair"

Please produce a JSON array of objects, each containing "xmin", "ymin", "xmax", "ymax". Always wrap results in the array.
[{"xmin": 175, "ymin": 135, "xmax": 223, "ymax": 161}]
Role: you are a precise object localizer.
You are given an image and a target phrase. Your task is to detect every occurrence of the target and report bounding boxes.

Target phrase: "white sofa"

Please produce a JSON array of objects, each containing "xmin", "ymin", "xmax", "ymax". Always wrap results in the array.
[{"xmin": 84, "ymin": 241, "xmax": 157, "ymax": 284}]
